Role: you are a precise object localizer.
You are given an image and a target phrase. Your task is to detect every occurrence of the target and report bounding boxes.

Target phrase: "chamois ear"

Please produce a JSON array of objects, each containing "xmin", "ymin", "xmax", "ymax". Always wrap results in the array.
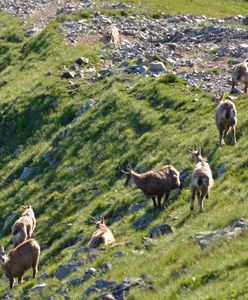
[
  {"xmin": 0, "ymin": 246, "xmax": 5, "ymax": 252},
  {"xmin": 100, "ymin": 216, "xmax": 105, "ymax": 224},
  {"xmin": 214, "ymin": 91, "xmax": 224, "ymax": 104},
  {"xmin": 198, "ymin": 147, "xmax": 202, "ymax": 156},
  {"xmin": 127, "ymin": 163, "xmax": 133, "ymax": 170}
]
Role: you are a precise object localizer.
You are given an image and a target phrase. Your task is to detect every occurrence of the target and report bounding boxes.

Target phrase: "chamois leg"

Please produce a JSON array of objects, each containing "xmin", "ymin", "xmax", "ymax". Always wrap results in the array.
[
  {"xmin": 18, "ymin": 274, "xmax": 24, "ymax": 284},
  {"xmin": 32, "ymin": 260, "xmax": 39, "ymax": 278},
  {"xmin": 9, "ymin": 277, "xmax": 14, "ymax": 289},
  {"xmin": 198, "ymin": 187, "xmax": 208, "ymax": 212},
  {"xmin": 157, "ymin": 196, "xmax": 163, "ymax": 210},
  {"xmin": 163, "ymin": 193, "xmax": 170, "ymax": 208},
  {"xmin": 244, "ymin": 83, "xmax": 248, "ymax": 94},
  {"xmin": 231, "ymin": 79, "xmax": 236, "ymax": 92},
  {"xmin": 152, "ymin": 197, "xmax": 157, "ymax": 209},
  {"xmin": 190, "ymin": 188, "xmax": 196, "ymax": 211},
  {"xmin": 219, "ymin": 129, "xmax": 225, "ymax": 146},
  {"xmin": 232, "ymin": 126, "xmax": 237, "ymax": 144}
]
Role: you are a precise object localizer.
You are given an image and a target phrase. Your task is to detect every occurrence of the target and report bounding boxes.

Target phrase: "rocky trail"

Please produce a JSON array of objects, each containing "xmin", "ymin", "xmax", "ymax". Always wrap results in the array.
[{"xmin": 1, "ymin": 0, "xmax": 248, "ymax": 92}]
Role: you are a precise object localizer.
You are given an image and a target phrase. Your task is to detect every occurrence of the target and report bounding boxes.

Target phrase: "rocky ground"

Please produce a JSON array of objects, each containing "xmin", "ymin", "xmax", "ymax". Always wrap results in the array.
[{"xmin": 1, "ymin": 1, "xmax": 248, "ymax": 91}]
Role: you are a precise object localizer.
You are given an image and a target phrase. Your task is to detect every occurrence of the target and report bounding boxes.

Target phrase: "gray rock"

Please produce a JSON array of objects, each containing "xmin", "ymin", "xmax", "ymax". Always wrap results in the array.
[
  {"xmin": 230, "ymin": 87, "xmax": 242, "ymax": 94},
  {"xmin": 3, "ymin": 211, "xmax": 18, "ymax": 234},
  {"xmin": 217, "ymin": 164, "xmax": 225, "ymax": 178},
  {"xmin": 55, "ymin": 260, "xmax": 84, "ymax": 280},
  {"xmin": 61, "ymin": 71, "xmax": 76, "ymax": 79},
  {"xmin": 149, "ymin": 224, "xmax": 173, "ymax": 238},
  {"xmin": 86, "ymin": 267, "xmax": 97, "ymax": 276},
  {"xmin": 20, "ymin": 167, "xmax": 33, "ymax": 180},
  {"xmin": 129, "ymin": 201, "xmax": 148, "ymax": 214},
  {"xmin": 142, "ymin": 237, "xmax": 157, "ymax": 250},
  {"xmin": 73, "ymin": 246, "xmax": 85, "ymax": 258},
  {"xmin": 75, "ymin": 57, "xmax": 89, "ymax": 65},
  {"xmin": 86, "ymin": 279, "xmax": 117, "ymax": 296},
  {"xmin": 149, "ymin": 61, "xmax": 166, "ymax": 73},
  {"xmin": 195, "ymin": 218, "xmax": 248, "ymax": 249},
  {"xmin": 132, "ymin": 213, "xmax": 153, "ymax": 230},
  {"xmin": 102, "ymin": 262, "xmax": 112, "ymax": 272},
  {"xmin": 30, "ymin": 283, "xmax": 46, "ymax": 291},
  {"xmin": 24, "ymin": 28, "xmax": 39, "ymax": 37}
]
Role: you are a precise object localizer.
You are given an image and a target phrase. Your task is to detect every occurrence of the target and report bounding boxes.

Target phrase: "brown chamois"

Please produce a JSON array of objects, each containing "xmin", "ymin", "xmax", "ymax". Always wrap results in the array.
[
  {"xmin": 104, "ymin": 25, "xmax": 120, "ymax": 47},
  {"xmin": 12, "ymin": 204, "xmax": 36, "ymax": 247},
  {"xmin": 121, "ymin": 164, "xmax": 181, "ymax": 209},
  {"xmin": 231, "ymin": 58, "xmax": 248, "ymax": 93},
  {"xmin": 189, "ymin": 148, "xmax": 214, "ymax": 212},
  {"xmin": 215, "ymin": 92, "xmax": 237, "ymax": 146},
  {"xmin": 0, "ymin": 239, "xmax": 40, "ymax": 289},
  {"xmin": 89, "ymin": 216, "xmax": 115, "ymax": 249}
]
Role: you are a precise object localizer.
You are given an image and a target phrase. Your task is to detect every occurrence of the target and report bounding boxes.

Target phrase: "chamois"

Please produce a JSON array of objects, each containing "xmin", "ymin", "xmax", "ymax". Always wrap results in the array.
[
  {"xmin": 89, "ymin": 216, "xmax": 115, "ymax": 249},
  {"xmin": 121, "ymin": 164, "xmax": 181, "ymax": 209},
  {"xmin": 0, "ymin": 239, "xmax": 40, "ymax": 289},
  {"xmin": 12, "ymin": 204, "xmax": 36, "ymax": 247},
  {"xmin": 231, "ymin": 58, "xmax": 248, "ymax": 93},
  {"xmin": 189, "ymin": 148, "xmax": 214, "ymax": 211},
  {"xmin": 215, "ymin": 92, "xmax": 237, "ymax": 146},
  {"xmin": 104, "ymin": 25, "xmax": 120, "ymax": 47}
]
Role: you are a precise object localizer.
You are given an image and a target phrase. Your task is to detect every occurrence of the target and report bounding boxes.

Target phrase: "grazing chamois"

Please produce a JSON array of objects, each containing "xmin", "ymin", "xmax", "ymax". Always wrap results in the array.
[
  {"xmin": 0, "ymin": 239, "xmax": 40, "ymax": 289},
  {"xmin": 12, "ymin": 204, "xmax": 36, "ymax": 247},
  {"xmin": 104, "ymin": 25, "xmax": 120, "ymax": 47},
  {"xmin": 215, "ymin": 92, "xmax": 237, "ymax": 146},
  {"xmin": 89, "ymin": 216, "xmax": 115, "ymax": 249},
  {"xmin": 121, "ymin": 164, "xmax": 181, "ymax": 209},
  {"xmin": 189, "ymin": 148, "xmax": 214, "ymax": 212},
  {"xmin": 231, "ymin": 58, "xmax": 248, "ymax": 93}
]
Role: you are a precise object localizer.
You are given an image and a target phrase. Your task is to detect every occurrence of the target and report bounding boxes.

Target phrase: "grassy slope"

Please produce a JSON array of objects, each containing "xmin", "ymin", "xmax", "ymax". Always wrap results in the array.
[
  {"xmin": 123, "ymin": 0, "xmax": 248, "ymax": 17},
  {"xmin": 0, "ymin": 5, "xmax": 248, "ymax": 300}
]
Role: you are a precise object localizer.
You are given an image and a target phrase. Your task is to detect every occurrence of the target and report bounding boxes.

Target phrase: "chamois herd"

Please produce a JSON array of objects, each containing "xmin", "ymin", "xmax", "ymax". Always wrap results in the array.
[{"xmin": 0, "ymin": 59, "xmax": 247, "ymax": 290}]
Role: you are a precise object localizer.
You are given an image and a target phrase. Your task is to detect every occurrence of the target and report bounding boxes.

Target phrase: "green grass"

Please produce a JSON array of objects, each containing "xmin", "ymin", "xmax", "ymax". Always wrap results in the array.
[
  {"xmin": 124, "ymin": 0, "xmax": 248, "ymax": 17},
  {"xmin": 0, "ymin": 8, "xmax": 248, "ymax": 300}
]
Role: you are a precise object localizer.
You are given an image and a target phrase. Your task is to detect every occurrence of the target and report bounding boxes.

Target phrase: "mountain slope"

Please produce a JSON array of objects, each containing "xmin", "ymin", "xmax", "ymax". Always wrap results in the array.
[{"xmin": 0, "ymin": 8, "xmax": 247, "ymax": 300}]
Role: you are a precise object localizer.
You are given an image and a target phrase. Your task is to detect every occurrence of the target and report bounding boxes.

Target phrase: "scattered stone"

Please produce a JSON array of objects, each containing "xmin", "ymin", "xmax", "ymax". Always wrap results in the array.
[
  {"xmin": 132, "ymin": 213, "xmax": 153, "ymax": 230},
  {"xmin": 149, "ymin": 224, "xmax": 173, "ymax": 238},
  {"xmin": 72, "ymin": 246, "xmax": 85, "ymax": 258},
  {"xmin": 149, "ymin": 61, "xmax": 166, "ymax": 73},
  {"xmin": 96, "ymin": 277, "xmax": 152, "ymax": 300},
  {"xmin": 85, "ymin": 279, "xmax": 117, "ymax": 296},
  {"xmin": 3, "ymin": 212, "xmax": 18, "ymax": 234},
  {"xmin": 217, "ymin": 164, "xmax": 225, "ymax": 178},
  {"xmin": 102, "ymin": 262, "xmax": 112, "ymax": 272},
  {"xmin": 142, "ymin": 237, "xmax": 157, "ymax": 250},
  {"xmin": 61, "ymin": 71, "xmax": 76, "ymax": 79},
  {"xmin": 86, "ymin": 267, "xmax": 98, "ymax": 276},
  {"xmin": 230, "ymin": 87, "xmax": 242, "ymax": 94},
  {"xmin": 129, "ymin": 201, "xmax": 148, "ymax": 214},
  {"xmin": 20, "ymin": 166, "xmax": 33, "ymax": 180},
  {"xmin": 195, "ymin": 218, "xmax": 248, "ymax": 249},
  {"xmin": 75, "ymin": 57, "xmax": 89, "ymax": 65},
  {"xmin": 24, "ymin": 28, "xmax": 39, "ymax": 37},
  {"xmin": 30, "ymin": 283, "xmax": 46, "ymax": 291},
  {"xmin": 55, "ymin": 260, "xmax": 84, "ymax": 280}
]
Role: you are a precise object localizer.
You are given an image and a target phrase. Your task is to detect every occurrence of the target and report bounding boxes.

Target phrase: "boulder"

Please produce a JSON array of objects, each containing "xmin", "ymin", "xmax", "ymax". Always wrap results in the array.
[
  {"xmin": 149, "ymin": 224, "xmax": 173, "ymax": 238},
  {"xmin": 195, "ymin": 218, "xmax": 248, "ymax": 249},
  {"xmin": 149, "ymin": 61, "xmax": 166, "ymax": 73},
  {"xmin": 55, "ymin": 260, "xmax": 84, "ymax": 280}
]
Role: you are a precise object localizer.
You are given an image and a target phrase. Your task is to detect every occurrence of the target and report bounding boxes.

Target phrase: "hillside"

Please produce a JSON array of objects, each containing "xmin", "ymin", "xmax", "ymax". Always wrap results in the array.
[{"xmin": 0, "ymin": 1, "xmax": 248, "ymax": 299}]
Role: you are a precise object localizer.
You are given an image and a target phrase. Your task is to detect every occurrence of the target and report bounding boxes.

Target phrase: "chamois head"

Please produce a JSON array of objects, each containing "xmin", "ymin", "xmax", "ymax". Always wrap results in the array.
[
  {"xmin": 120, "ymin": 164, "xmax": 134, "ymax": 187},
  {"xmin": 214, "ymin": 91, "xmax": 224, "ymax": 105},
  {"xmin": 188, "ymin": 147, "xmax": 204, "ymax": 163},
  {"xmin": 0, "ymin": 246, "xmax": 8, "ymax": 265},
  {"xmin": 90, "ymin": 216, "xmax": 105, "ymax": 229},
  {"xmin": 22, "ymin": 204, "xmax": 34, "ymax": 217}
]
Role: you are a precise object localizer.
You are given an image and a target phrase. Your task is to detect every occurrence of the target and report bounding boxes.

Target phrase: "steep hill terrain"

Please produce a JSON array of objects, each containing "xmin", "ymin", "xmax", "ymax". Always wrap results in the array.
[{"xmin": 0, "ymin": 1, "xmax": 248, "ymax": 299}]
